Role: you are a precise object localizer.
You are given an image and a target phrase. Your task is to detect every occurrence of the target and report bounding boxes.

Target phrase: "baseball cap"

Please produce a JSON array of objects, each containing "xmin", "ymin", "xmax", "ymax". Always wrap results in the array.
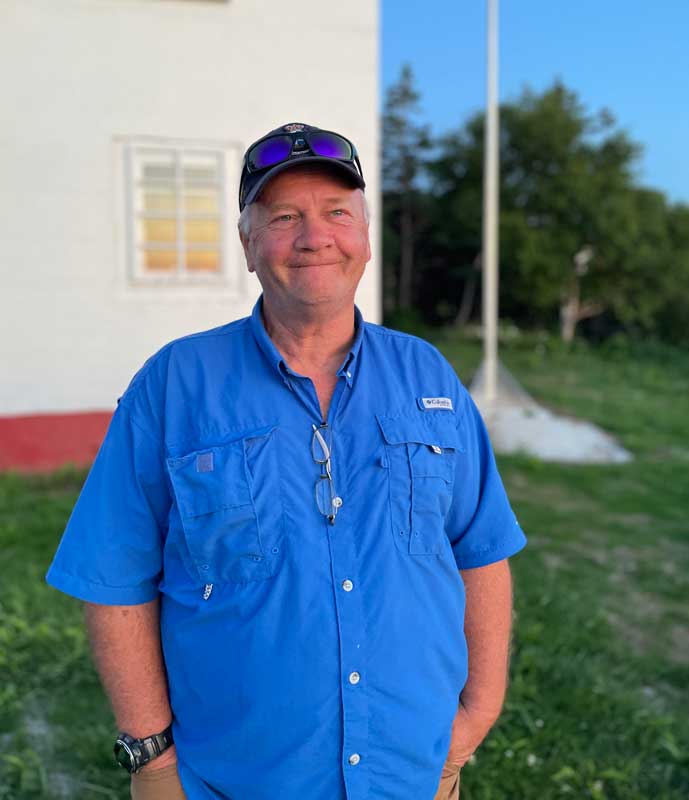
[{"xmin": 238, "ymin": 122, "xmax": 365, "ymax": 212}]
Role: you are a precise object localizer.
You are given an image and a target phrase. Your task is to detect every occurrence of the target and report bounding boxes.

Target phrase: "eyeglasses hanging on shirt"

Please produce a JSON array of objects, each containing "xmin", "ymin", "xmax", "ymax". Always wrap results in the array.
[{"xmin": 311, "ymin": 423, "xmax": 343, "ymax": 525}]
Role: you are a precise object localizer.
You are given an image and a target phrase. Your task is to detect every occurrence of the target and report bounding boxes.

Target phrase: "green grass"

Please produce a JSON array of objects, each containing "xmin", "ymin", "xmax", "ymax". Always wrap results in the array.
[
  {"xmin": 1, "ymin": 332, "xmax": 688, "ymax": 799},
  {"xmin": 0, "ymin": 469, "xmax": 125, "ymax": 800},
  {"xmin": 433, "ymin": 329, "xmax": 689, "ymax": 799}
]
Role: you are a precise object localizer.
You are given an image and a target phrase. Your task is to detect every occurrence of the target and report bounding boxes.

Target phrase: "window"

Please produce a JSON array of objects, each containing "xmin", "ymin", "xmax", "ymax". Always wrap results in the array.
[{"xmin": 124, "ymin": 141, "xmax": 236, "ymax": 284}]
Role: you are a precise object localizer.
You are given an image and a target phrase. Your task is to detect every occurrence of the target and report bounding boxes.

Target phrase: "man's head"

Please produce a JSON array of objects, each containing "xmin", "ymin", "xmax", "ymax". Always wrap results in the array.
[{"xmin": 238, "ymin": 123, "xmax": 371, "ymax": 315}]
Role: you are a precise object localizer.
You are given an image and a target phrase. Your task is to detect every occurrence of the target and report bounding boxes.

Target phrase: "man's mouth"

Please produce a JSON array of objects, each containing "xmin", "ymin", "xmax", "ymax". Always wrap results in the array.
[{"xmin": 288, "ymin": 262, "xmax": 343, "ymax": 268}]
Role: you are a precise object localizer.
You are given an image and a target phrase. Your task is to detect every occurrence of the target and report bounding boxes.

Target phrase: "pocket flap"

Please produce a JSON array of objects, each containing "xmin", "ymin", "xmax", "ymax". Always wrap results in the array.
[
  {"xmin": 166, "ymin": 426, "xmax": 275, "ymax": 518},
  {"xmin": 376, "ymin": 413, "xmax": 461, "ymax": 451}
]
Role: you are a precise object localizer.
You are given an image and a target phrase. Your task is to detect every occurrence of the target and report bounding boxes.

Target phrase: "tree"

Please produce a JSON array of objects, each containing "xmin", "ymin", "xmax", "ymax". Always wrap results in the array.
[
  {"xmin": 423, "ymin": 117, "xmax": 488, "ymax": 327},
  {"xmin": 383, "ymin": 78, "xmax": 687, "ymax": 345},
  {"xmin": 499, "ymin": 84, "xmax": 649, "ymax": 341},
  {"xmin": 652, "ymin": 202, "xmax": 689, "ymax": 345},
  {"xmin": 427, "ymin": 82, "xmax": 662, "ymax": 340},
  {"xmin": 382, "ymin": 64, "xmax": 431, "ymax": 313}
]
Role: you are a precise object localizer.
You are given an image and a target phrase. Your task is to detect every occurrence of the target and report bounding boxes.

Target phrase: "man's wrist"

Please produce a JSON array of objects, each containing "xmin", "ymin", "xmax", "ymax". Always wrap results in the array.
[
  {"xmin": 114, "ymin": 725, "xmax": 174, "ymax": 773},
  {"xmin": 137, "ymin": 744, "xmax": 177, "ymax": 773}
]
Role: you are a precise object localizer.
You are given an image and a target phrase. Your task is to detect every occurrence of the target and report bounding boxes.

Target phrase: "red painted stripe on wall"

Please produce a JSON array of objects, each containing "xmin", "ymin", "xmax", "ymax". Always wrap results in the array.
[{"xmin": 0, "ymin": 411, "xmax": 113, "ymax": 472}]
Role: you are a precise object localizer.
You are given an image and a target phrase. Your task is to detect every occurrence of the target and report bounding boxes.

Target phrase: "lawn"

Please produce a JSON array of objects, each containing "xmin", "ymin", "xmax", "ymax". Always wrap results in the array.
[{"xmin": 1, "ymin": 331, "xmax": 688, "ymax": 799}]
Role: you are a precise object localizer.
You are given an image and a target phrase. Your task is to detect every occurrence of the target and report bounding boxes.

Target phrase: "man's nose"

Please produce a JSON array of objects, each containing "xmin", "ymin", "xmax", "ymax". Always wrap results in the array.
[{"xmin": 294, "ymin": 215, "xmax": 333, "ymax": 250}]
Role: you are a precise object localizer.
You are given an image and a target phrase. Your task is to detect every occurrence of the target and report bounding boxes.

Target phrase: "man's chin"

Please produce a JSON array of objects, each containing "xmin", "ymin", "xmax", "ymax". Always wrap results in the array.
[
  {"xmin": 286, "ymin": 286, "xmax": 355, "ymax": 310},
  {"xmin": 288, "ymin": 279, "xmax": 342, "ymax": 304}
]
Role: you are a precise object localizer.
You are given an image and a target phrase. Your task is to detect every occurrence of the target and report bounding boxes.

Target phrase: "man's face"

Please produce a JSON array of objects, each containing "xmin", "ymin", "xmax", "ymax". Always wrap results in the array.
[{"xmin": 240, "ymin": 166, "xmax": 371, "ymax": 313}]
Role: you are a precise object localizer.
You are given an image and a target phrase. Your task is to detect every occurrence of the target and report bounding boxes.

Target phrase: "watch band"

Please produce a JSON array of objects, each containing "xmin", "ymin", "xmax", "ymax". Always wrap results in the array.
[{"xmin": 114, "ymin": 724, "xmax": 174, "ymax": 774}]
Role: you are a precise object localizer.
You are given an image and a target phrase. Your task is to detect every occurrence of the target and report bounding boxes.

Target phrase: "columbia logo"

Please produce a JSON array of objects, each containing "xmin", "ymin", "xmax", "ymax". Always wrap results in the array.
[{"xmin": 421, "ymin": 397, "xmax": 453, "ymax": 410}]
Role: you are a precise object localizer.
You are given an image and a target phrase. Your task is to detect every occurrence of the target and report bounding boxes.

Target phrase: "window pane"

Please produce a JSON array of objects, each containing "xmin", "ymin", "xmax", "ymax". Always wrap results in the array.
[
  {"xmin": 143, "ymin": 190, "xmax": 176, "ymax": 213},
  {"xmin": 143, "ymin": 164, "xmax": 176, "ymax": 182},
  {"xmin": 185, "ymin": 219, "xmax": 220, "ymax": 243},
  {"xmin": 141, "ymin": 218, "xmax": 177, "ymax": 243},
  {"xmin": 184, "ymin": 191, "xmax": 220, "ymax": 214},
  {"xmin": 143, "ymin": 249, "xmax": 178, "ymax": 271},
  {"xmin": 186, "ymin": 250, "xmax": 220, "ymax": 272},
  {"xmin": 135, "ymin": 150, "xmax": 176, "ymax": 183},
  {"xmin": 182, "ymin": 153, "xmax": 220, "ymax": 186}
]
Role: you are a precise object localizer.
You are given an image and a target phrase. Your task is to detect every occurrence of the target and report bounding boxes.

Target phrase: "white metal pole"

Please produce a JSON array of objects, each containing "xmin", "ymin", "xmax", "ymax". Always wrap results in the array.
[{"xmin": 482, "ymin": 0, "xmax": 500, "ymax": 404}]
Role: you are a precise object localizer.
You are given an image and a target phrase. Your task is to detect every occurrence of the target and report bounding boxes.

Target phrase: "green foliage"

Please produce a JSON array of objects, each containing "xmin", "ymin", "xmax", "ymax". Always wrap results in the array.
[
  {"xmin": 382, "ymin": 64, "xmax": 432, "ymax": 312},
  {"xmin": 382, "ymin": 63, "xmax": 431, "ymax": 194},
  {"xmin": 383, "ymin": 77, "xmax": 689, "ymax": 344},
  {"xmin": 0, "ymin": 470, "xmax": 130, "ymax": 800}
]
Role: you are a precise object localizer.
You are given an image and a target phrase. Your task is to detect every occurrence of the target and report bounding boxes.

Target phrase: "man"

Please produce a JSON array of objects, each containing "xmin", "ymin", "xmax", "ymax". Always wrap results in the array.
[{"xmin": 47, "ymin": 122, "xmax": 526, "ymax": 800}]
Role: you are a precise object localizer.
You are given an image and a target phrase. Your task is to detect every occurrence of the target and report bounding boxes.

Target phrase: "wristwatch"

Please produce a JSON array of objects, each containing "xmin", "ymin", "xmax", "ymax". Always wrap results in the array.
[{"xmin": 113, "ymin": 724, "xmax": 174, "ymax": 774}]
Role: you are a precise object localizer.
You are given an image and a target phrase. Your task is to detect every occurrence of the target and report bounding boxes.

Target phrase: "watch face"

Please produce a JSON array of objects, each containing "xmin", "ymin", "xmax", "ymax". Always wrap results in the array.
[{"xmin": 114, "ymin": 739, "xmax": 135, "ymax": 772}]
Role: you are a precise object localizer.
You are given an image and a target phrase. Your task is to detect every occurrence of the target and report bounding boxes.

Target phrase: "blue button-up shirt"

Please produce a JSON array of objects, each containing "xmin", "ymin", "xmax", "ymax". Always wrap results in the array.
[{"xmin": 47, "ymin": 296, "xmax": 526, "ymax": 800}]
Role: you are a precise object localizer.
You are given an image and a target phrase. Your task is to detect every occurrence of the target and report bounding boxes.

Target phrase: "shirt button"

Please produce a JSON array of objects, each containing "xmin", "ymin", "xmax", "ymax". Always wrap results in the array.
[
  {"xmin": 346, "ymin": 371, "xmax": 352, "ymax": 379},
  {"xmin": 333, "ymin": 496, "xmax": 343, "ymax": 509},
  {"xmin": 342, "ymin": 579, "xmax": 353, "ymax": 592},
  {"xmin": 349, "ymin": 671, "xmax": 360, "ymax": 685},
  {"xmin": 348, "ymin": 753, "xmax": 361, "ymax": 766}
]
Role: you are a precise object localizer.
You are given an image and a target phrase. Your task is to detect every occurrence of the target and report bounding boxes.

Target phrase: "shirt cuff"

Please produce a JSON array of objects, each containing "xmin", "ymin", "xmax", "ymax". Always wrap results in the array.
[
  {"xmin": 45, "ymin": 566, "xmax": 159, "ymax": 605},
  {"xmin": 452, "ymin": 527, "xmax": 527, "ymax": 570}
]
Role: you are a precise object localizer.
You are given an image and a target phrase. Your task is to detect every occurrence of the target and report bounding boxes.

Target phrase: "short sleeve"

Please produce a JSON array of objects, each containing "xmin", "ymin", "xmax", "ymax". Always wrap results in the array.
[
  {"xmin": 446, "ymin": 391, "xmax": 527, "ymax": 569},
  {"xmin": 45, "ymin": 399, "xmax": 171, "ymax": 605}
]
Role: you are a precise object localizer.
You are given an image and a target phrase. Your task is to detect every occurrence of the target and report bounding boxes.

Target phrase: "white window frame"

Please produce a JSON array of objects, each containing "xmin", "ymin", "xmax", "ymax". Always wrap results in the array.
[{"xmin": 123, "ymin": 138, "xmax": 239, "ymax": 287}]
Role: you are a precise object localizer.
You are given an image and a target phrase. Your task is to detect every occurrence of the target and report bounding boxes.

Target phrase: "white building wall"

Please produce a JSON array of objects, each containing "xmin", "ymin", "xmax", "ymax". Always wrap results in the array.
[{"xmin": 0, "ymin": 0, "xmax": 380, "ymax": 415}]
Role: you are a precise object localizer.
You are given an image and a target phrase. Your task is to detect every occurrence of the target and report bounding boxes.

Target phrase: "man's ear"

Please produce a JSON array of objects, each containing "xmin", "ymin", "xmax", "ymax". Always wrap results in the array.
[{"xmin": 239, "ymin": 228, "xmax": 255, "ymax": 273}]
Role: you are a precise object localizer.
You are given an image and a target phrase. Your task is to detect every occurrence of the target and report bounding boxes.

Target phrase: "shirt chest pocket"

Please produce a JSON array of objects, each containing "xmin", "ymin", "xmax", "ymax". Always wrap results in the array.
[
  {"xmin": 376, "ymin": 413, "xmax": 463, "ymax": 555},
  {"xmin": 166, "ymin": 425, "xmax": 283, "ymax": 585}
]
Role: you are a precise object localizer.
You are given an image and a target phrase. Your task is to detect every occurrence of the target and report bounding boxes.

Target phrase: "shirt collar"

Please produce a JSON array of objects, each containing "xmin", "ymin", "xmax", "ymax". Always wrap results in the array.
[{"xmin": 249, "ymin": 294, "xmax": 365, "ymax": 389}]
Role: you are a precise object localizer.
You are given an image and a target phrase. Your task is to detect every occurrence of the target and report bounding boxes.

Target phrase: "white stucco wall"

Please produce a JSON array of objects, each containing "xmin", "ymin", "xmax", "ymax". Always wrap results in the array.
[{"xmin": 0, "ymin": 0, "xmax": 379, "ymax": 415}]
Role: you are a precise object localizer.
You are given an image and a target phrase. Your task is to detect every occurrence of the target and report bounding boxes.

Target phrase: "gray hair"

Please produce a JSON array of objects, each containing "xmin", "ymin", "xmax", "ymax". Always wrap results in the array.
[{"xmin": 238, "ymin": 188, "xmax": 370, "ymax": 238}]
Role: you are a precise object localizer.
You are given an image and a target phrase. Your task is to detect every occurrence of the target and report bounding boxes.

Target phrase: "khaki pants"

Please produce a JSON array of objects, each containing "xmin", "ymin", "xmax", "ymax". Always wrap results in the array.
[
  {"xmin": 130, "ymin": 760, "xmax": 460, "ymax": 799},
  {"xmin": 433, "ymin": 762, "xmax": 461, "ymax": 800}
]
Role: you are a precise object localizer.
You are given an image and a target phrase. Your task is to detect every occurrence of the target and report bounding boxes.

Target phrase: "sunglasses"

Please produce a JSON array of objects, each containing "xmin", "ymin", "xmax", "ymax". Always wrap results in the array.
[
  {"xmin": 246, "ymin": 129, "xmax": 361, "ymax": 173},
  {"xmin": 240, "ymin": 129, "xmax": 364, "ymax": 206}
]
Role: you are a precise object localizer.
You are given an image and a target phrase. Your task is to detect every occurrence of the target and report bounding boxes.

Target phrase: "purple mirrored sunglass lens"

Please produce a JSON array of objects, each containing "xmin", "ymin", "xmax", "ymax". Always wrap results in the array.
[
  {"xmin": 249, "ymin": 136, "xmax": 293, "ymax": 170},
  {"xmin": 309, "ymin": 132, "xmax": 352, "ymax": 159}
]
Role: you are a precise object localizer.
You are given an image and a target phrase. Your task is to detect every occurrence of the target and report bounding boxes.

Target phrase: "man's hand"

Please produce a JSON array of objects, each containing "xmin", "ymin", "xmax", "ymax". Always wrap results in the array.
[
  {"xmin": 130, "ymin": 753, "xmax": 187, "ymax": 800},
  {"xmin": 445, "ymin": 700, "xmax": 500, "ymax": 767}
]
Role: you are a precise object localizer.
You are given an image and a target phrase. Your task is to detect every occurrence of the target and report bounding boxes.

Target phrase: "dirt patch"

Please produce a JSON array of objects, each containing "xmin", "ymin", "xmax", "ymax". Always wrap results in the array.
[
  {"xmin": 604, "ymin": 512, "xmax": 653, "ymax": 529},
  {"xmin": 603, "ymin": 583, "xmax": 689, "ymax": 666},
  {"xmin": 565, "ymin": 539, "xmax": 610, "ymax": 567},
  {"xmin": 510, "ymin": 481, "xmax": 602, "ymax": 515},
  {"xmin": 21, "ymin": 698, "xmax": 82, "ymax": 799},
  {"xmin": 541, "ymin": 552, "xmax": 565, "ymax": 571},
  {"xmin": 669, "ymin": 624, "xmax": 689, "ymax": 665},
  {"xmin": 604, "ymin": 610, "xmax": 655, "ymax": 658},
  {"xmin": 564, "ymin": 538, "xmax": 636, "ymax": 572}
]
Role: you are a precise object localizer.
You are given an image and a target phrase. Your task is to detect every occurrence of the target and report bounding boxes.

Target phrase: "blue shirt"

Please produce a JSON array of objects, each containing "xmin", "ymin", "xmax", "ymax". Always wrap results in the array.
[{"xmin": 47, "ymin": 296, "xmax": 526, "ymax": 800}]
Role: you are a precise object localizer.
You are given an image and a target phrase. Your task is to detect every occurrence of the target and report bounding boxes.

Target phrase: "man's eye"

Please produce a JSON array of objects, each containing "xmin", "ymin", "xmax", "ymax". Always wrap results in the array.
[
  {"xmin": 330, "ymin": 209, "xmax": 346, "ymax": 216},
  {"xmin": 274, "ymin": 214, "xmax": 293, "ymax": 222}
]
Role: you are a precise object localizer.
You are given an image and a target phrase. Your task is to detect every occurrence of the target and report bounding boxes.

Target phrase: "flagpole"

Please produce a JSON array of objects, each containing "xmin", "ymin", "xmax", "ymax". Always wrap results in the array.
[{"xmin": 482, "ymin": 0, "xmax": 499, "ymax": 404}]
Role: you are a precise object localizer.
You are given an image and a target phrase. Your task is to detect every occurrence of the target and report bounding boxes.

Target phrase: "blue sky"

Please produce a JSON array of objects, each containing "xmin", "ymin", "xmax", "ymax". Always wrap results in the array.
[{"xmin": 382, "ymin": 0, "xmax": 689, "ymax": 204}]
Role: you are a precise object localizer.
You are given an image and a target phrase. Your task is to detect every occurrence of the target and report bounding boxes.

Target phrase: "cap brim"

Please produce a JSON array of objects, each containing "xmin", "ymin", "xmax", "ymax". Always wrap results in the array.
[{"xmin": 242, "ymin": 157, "xmax": 365, "ymax": 210}]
